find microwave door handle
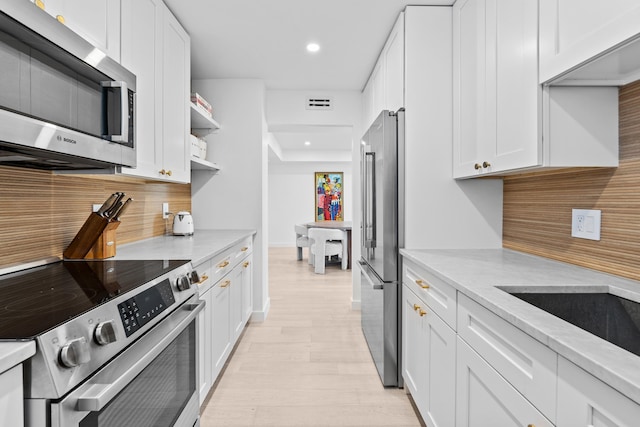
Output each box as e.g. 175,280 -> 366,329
75,299 -> 204,412
101,81 -> 129,143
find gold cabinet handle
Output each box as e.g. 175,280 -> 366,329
241,247 -> 249,252
413,304 -> 421,311
198,274 -> 209,284
56,15 -> 65,24
243,261 -> 250,268
159,169 -> 166,175
415,279 -> 430,289
419,309 -> 427,317
482,161 -> 491,168
35,0 -> 45,10
474,163 -> 482,170
166,170 -> 172,176
527,425 -> 536,427
221,280 -> 231,288
217,260 -> 230,268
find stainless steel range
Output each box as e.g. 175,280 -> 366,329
0,258 -> 203,427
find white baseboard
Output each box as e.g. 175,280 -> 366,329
251,297 -> 271,322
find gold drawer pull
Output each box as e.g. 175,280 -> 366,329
474,163 -> 482,170
221,280 -> 231,288
166,170 -> 172,176
217,260 -> 230,268
243,261 -> 250,268
241,247 -> 249,252
415,279 -> 430,289
482,161 -> 491,168
56,15 -> 65,24
413,304 -> 421,311
419,309 -> 427,317
200,274 -> 209,283
159,169 -> 166,175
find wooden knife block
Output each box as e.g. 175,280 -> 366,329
85,221 -> 120,259
63,213 -> 120,259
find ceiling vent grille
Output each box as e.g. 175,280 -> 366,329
306,97 -> 333,110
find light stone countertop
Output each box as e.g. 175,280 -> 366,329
400,248 -> 640,405
112,229 -> 256,266
0,230 -> 256,375
0,342 -> 35,375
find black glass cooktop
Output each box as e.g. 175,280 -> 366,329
0,259 -> 189,340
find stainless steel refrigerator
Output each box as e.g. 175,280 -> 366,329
359,109 -> 404,387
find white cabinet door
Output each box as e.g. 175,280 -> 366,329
120,1 -> 190,183
120,0 -> 162,179
197,287 -> 213,406
557,356 -> 640,427
241,256 -> 253,324
161,7 -> 190,183
402,285 -> 428,415
229,264 -> 243,342
39,0 -> 121,61
402,285 -> 456,427
212,278 -> 231,381
453,0 -> 486,177
487,0 -> 540,173
362,79 -> 374,130
456,338 -> 553,427
383,12 -> 404,113
539,0 -> 640,83
370,61 -> 384,119
0,365 -> 24,427
423,303 -> 456,427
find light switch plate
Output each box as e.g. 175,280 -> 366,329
571,209 -> 601,241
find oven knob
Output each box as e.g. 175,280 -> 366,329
94,320 -> 117,346
176,274 -> 191,291
59,337 -> 91,368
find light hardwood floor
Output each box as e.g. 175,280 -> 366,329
200,247 -> 422,426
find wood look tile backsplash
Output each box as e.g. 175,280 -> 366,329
0,170 -> 190,266
503,80 -> 640,281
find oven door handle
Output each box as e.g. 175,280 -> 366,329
76,300 -> 205,412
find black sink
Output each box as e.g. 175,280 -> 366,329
507,291 -> 640,357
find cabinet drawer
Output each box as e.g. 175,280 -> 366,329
557,356 -> 640,427
458,294 -> 557,422
403,260 -> 457,329
193,259 -> 213,294
230,237 -> 253,264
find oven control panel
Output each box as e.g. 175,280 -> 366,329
118,279 -> 176,337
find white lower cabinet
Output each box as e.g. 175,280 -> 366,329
557,356 -> 640,427
456,338 -> 553,427
211,274 -> 232,381
402,285 -> 456,427
196,239 -> 254,405
0,365 -> 24,427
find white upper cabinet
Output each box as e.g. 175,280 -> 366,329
362,12 -> 405,129
539,0 -> 640,85
120,0 -> 191,183
453,0 -> 540,178
35,0 -> 121,62
453,0 -> 619,179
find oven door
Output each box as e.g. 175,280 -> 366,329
48,297 -> 204,427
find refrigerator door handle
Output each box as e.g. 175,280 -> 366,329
363,151 -> 376,249
359,260 -> 383,289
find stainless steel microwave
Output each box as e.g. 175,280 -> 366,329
0,2 -> 136,170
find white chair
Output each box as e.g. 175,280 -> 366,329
294,224 -> 311,263
308,228 -> 348,274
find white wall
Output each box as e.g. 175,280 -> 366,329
268,161 -> 353,246
191,79 -> 271,321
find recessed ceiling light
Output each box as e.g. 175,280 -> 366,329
306,43 -> 320,53
304,141 -> 311,146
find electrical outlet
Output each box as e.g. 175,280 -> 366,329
162,202 -> 169,219
571,209 -> 601,241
